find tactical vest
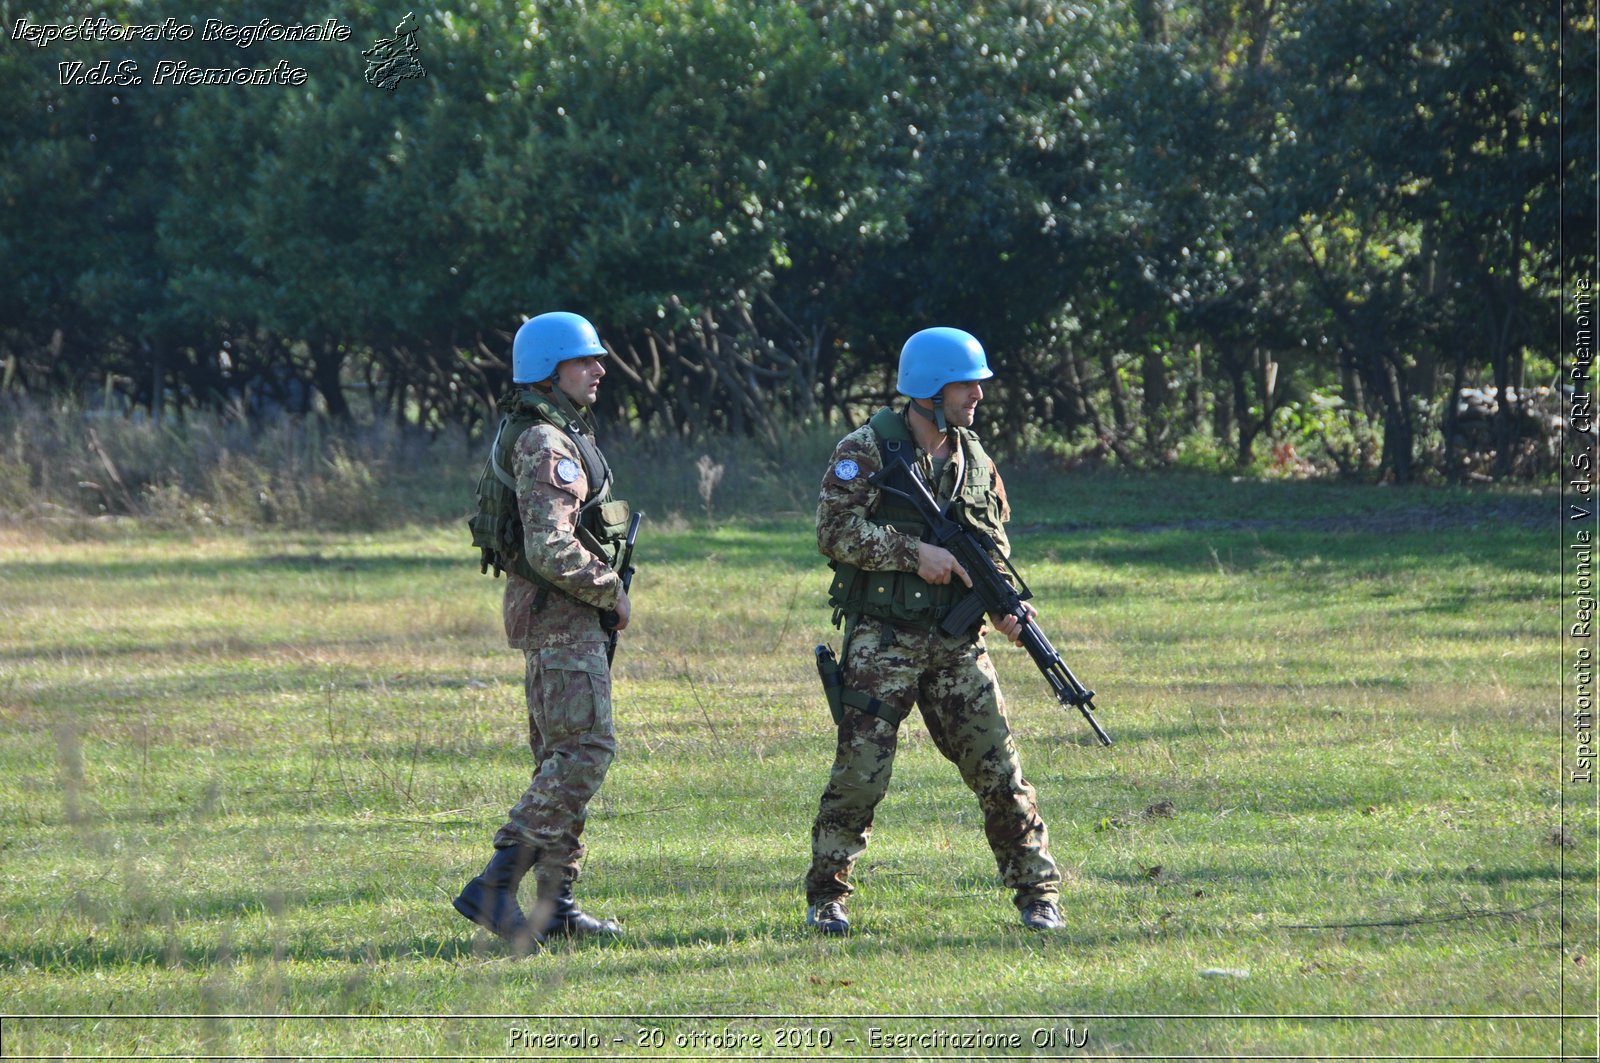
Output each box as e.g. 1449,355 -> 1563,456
826,406 -> 1007,630
469,388 -> 633,593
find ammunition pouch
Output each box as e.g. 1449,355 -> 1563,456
827,563 -> 968,631
591,499 -> 633,556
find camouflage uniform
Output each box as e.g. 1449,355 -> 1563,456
805,411 -> 1061,913
493,420 -> 622,890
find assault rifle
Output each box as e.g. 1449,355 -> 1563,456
869,460 -> 1112,746
601,511 -> 642,665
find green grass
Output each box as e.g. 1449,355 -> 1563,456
0,471 -> 1590,1059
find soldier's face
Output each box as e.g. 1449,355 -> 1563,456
939,379 -> 984,427
555,355 -> 606,407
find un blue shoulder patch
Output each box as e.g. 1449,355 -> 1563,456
833,458 -> 860,482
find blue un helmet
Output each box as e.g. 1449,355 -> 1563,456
897,328 -> 993,430
511,311 -> 608,384
896,327 -> 993,399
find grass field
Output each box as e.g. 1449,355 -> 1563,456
0,469 -> 1592,1059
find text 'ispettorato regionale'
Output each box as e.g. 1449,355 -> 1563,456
11,16 -> 353,87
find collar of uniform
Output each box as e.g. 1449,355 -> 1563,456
506,385 -> 594,436
915,439 -> 966,504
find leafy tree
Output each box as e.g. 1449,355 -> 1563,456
0,0 -> 1578,484
1261,0 -> 1570,481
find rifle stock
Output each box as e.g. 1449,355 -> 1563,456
869,460 -> 1112,746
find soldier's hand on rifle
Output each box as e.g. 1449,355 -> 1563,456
609,589 -> 632,632
916,542 -> 972,587
990,602 -> 1037,646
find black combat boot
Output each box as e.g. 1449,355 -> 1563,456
452,845 -> 538,947
805,898 -> 850,936
541,881 -> 623,939
1020,898 -> 1064,931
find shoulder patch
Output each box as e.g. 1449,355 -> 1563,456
833,458 -> 860,482
554,458 -> 582,485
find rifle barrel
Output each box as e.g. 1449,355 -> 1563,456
605,511 -> 643,665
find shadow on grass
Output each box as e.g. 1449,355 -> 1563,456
0,651 -> 503,688
1060,526 -> 1549,577
1087,863 -> 1568,890
4,552 -> 466,583
0,931 -> 509,975
1,870 -> 1569,984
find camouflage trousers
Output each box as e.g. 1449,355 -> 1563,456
494,642 -> 616,885
805,617 -> 1060,910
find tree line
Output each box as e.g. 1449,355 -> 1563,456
1,0 -> 1593,482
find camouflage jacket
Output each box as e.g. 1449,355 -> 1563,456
503,422 -> 622,650
816,413 -> 1013,576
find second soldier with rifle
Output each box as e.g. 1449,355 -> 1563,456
805,327 -> 1078,936
455,311 -> 637,953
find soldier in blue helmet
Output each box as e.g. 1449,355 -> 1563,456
455,311 -> 634,952
804,327 -> 1066,935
